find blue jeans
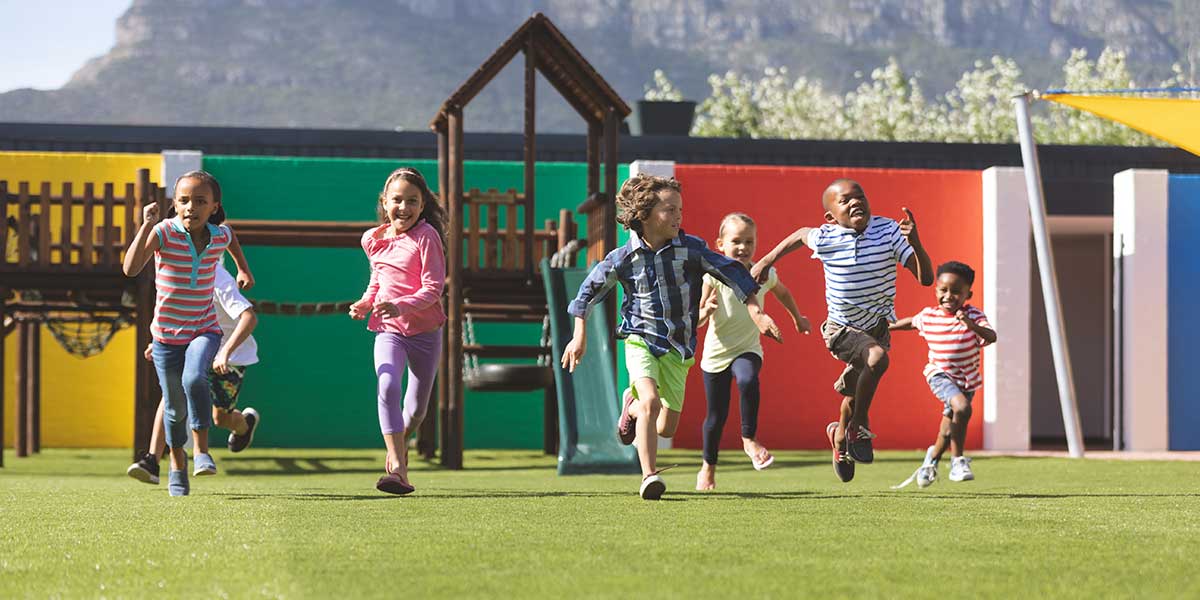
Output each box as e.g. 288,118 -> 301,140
152,333 -> 221,448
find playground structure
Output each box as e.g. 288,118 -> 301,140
429,13 -> 630,469
0,168 -> 161,467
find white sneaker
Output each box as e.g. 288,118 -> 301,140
916,446 -> 938,488
948,456 -> 974,482
640,474 -> 666,500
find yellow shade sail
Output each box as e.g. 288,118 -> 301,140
1042,93 -> 1200,157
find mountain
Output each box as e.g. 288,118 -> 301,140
1,0 -> 1196,133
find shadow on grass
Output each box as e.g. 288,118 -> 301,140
222,455 -> 559,476
212,489 -> 638,502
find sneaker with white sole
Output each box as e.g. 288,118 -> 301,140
126,450 -> 161,485
193,452 -> 217,476
640,474 -> 666,500
917,445 -> 938,488
228,408 -> 259,453
948,456 -> 974,482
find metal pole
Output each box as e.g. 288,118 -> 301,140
1013,92 -> 1086,457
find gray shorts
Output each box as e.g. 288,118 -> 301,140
927,372 -> 975,417
820,318 -> 891,396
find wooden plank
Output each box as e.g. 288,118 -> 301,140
444,107 -> 465,470
15,322 -> 27,457
524,36 -> 537,277
0,286 -> 5,467
0,182 -> 7,266
61,183 -> 73,266
37,183 -> 51,267
102,183 -> 116,267
468,201 -> 480,271
81,183 -> 94,268
29,322 -> 39,453
485,199 -> 499,269
133,271 -> 158,460
504,202 -> 518,269
124,182 -> 135,248
17,182 -> 31,268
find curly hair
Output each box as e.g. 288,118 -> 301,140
378,167 -> 448,250
616,174 -> 681,233
936,260 -> 976,286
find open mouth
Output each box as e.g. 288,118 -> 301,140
849,207 -> 865,218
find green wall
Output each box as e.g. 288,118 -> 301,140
202,156 -> 628,448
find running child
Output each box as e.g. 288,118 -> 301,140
561,174 -> 782,500
751,179 -> 932,482
891,261 -> 996,488
126,261 -> 262,485
123,170 -> 254,496
695,212 -> 811,491
348,167 -> 446,496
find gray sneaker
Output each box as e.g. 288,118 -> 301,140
193,452 -> 217,477
948,456 -> 974,482
168,469 -> 189,496
917,446 -> 938,488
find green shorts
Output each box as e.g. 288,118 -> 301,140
208,365 -> 247,411
624,335 -> 694,413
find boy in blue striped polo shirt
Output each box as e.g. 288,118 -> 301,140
562,174 -> 781,500
752,179 -> 932,482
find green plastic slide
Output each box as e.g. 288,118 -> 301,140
541,259 -> 640,475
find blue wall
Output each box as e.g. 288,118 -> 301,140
1168,175 -> 1200,450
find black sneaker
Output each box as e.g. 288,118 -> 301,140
846,424 -> 876,464
228,408 -> 259,453
126,450 -> 161,484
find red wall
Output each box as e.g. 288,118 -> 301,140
673,165 -> 984,451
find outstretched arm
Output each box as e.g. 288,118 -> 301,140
768,280 -> 810,334
213,308 -> 257,374
560,316 -> 589,373
123,203 -> 161,277
751,227 -> 815,283
889,316 -> 916,331
898,208 -> 933,286
696,280 -> 718,328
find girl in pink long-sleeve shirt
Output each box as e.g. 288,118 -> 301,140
349,167 -> 447,495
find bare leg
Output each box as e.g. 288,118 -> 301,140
169,446 -> 187,471
191,428 -> 209,454
213,407 -> 248,435
930,415 -> 952,462
632,378 -> 662,477
696,462 -> 716,490
948,395 -> 972,458
848,345 -> 889,430
657,408 -> 682,438
150,399 -> 167,459
382,432 -> 407,481
834,395 -> 854,447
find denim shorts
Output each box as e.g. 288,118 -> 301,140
927,372 -> 976,417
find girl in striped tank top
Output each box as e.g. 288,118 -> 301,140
123,170 -> 254,496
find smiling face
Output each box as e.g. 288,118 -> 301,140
935,271 -> 973,314
716,218 -> 756,266
381,177 -> 425,234
823,180 -> 871,233
173,177 -> 218,233
641,189 -> 683,243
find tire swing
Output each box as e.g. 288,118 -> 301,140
461,311 -> 555,392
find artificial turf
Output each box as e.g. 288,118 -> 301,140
1,448 -> 1197,598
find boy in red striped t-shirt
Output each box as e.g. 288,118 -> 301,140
890,261 -> 996,488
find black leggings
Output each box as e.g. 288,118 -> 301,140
701,353 -> 763,465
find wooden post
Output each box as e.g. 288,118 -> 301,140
102,183 -> 116,267
61,182 -> 73,265
0,181 -> 8,266
15,321 -> 28,457
132,174 -> 158,459
423,126 -> 450,461
603,108 -> 620,363
524,37 -> 537,279
38,182 -> 51,268
18,182 -> 31,268
543,386 -> 558,456
443,107 -> 465,470
81,183 -> 94,269
30,322 -> 40,453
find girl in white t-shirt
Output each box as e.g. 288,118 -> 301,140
696,213 -> 810,491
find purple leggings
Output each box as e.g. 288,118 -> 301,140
374,329 -> 442,435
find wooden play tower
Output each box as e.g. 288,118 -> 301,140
429,13 -> 630,469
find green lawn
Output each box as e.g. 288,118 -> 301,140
1,448 -> 1198,599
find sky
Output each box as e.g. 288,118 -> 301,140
0,0 -> 132,92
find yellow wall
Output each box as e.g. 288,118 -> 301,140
2,152 -> 160,448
